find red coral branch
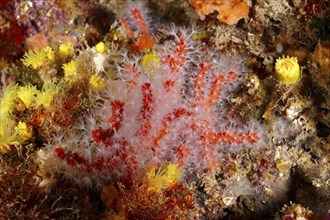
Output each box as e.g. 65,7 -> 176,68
54,147 -> 90,172
138,82 -> 154,137
163,80 -> 175,92
108,100 -> 125,131
93,101 -> 125,145
130,8 -> 148,35
200,131 -> 260,145
152,108 -> 192,146
205,71 -> 238,106
92,128 -> 114,146
195,62 -> 212,102
177,145 -> 191,166
55,138 -> 137,176
120,18 -> 134,39
163,39 -> 187,73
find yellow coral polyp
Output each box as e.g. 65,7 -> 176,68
0,116 -> 19,153
62,60 -> 77,81
21,47 -> 55,69
44,46 -> 55,62
35,82 -> 59,108
15,121 -> 33,141
0,84 -> 18,116
59,43 -> 74,59
95,42 -> 106,54
17,85 -> 38,108
146,163 -> 182,192
89,74 -> 106,90
275,56 -> 300,85
141,49 -> 160,75
164,163 -> 182,183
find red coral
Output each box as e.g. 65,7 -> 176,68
50,9 -> 266,188
120,2 -> 155,52
163,39 -> 187,73
130,7 -> 148,35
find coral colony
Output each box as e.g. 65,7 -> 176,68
44,13 -> 266,187
0,0 -> 329,219
50,49 -> 267,216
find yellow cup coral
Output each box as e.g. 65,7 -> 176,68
89,74 -> 106,91
21,46 -> 55,69
35,82 -> 59,109
95,42 -> 106,54
146,163 -> 182,193
275,56 -> 300,85
0,117 -> 18,153
17,85 -> 38,108
62,60 -> 77,81
59,43 -> 74,59
141,49 -> 160,76
15,121 -> 33,142
0,84 -> 18,116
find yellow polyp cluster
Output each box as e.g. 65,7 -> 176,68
35,82 -> 59,109
0,84 -> 18,117
275,56 -> 300,85
62,60 -> 77,81
146,163 -> 182,193
45,46 -> 55,61
89,74 -> 106,90
95,42 -> 106,54
0,118 -> 18,153
21,46 -> 55,69
0,84 -> 18,153
0,119 -> 33,153
14,121 -> 33,142
0,81 -> 59,153
59,43 -> 74,59
141,49 -> 160,75
1,82 -> 58,113
17,85 -> 38,108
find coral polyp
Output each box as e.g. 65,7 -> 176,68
275,56 -> 300,85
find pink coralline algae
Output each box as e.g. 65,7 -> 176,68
40,2 -> 268,188
13,0 -> 68,36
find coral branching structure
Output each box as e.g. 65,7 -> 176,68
38,1 -> 268,190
